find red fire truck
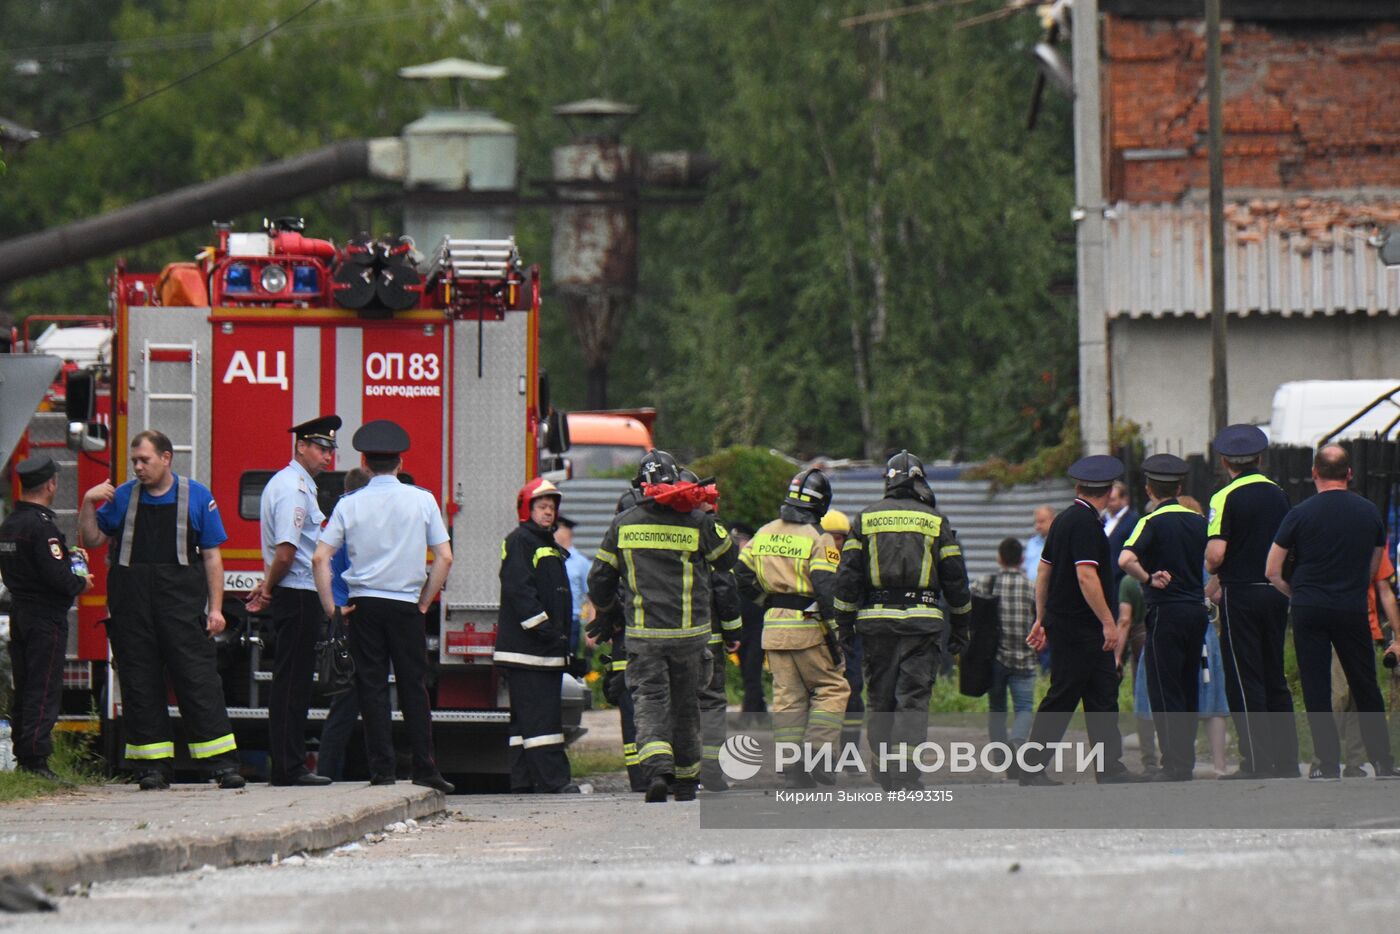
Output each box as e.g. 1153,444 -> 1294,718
10,220 -> 586,779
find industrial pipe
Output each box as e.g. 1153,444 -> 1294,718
0,138 -> 405,284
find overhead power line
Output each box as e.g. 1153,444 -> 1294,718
45,0 -> 327,139
840,0 -> 983,29
2,5 -> 434,63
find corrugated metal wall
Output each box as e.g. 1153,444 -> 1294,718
1105,202 -> 1400,318
558,475 -> 1074,580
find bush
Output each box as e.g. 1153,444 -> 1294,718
963,410 -> 1143,491
689,446 -> 796,531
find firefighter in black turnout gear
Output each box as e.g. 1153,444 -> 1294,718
0,456 -> 92,781
834,451 -> 972,790
79,430 -> 244,789
495,478 -> 579,793
587,488 -> 649,792
589,450 -> 738,803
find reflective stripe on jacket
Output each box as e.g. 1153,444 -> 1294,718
494,521 -> 572,669
587,502 -> 738,650
833,495 -> 972,635
708,567 -> 743,645
734,518 -> 839,650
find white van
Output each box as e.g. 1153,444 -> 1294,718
1269,379 -> 1400,448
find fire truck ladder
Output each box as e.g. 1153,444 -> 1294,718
425,237 -> 523,377
425,237 -> 522,280
141,341 -> 199,479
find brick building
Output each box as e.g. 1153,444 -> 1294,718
1086,1 -> 1400,454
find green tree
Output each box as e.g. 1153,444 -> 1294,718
690,446 -> 796,532
1,0 -> 1077,467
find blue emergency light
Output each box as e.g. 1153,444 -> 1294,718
292,264 -> 320,294
224,263 -> 253,293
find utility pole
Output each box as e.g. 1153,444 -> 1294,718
1206,0 -> 1229,438
1073,0 -> 1110,455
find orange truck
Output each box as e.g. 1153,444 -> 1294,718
562,409 -> 656,479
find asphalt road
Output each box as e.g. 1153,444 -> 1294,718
6,781 -> 1400,934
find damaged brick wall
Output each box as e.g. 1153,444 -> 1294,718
1104,17 -> 1400,202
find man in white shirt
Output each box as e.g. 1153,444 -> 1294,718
313,419 -> 454,793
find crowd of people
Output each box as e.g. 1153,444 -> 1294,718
5,416 -> 1400,794
981,427 -> 1400,784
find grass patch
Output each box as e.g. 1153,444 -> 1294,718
568,748 -> 626,777
0,728 -> 105,803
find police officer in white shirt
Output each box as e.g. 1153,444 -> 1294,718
247,415 -> 339,786
312,420 -> 455,793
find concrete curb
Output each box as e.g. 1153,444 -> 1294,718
0,787 -> 445,893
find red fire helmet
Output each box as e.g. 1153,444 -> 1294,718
517,477 -> 562,523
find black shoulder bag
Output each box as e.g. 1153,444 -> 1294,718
313,608 -> 356,697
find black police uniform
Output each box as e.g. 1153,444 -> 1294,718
0,457 -> 87,773
495,517 -> 574,793
1118,455 -> 1208,780
1022,455 -> 1129,783
1208,424 -> 1298,777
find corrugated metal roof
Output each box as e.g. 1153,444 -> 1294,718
559,475 -> 1074,580
1105,201 -> 1400,319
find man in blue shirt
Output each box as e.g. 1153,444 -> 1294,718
1266,444 -> 1400,781
246,415 -> 339,787
554,514 -> 590,655
79,429 -> 243,790
313,420 -> 455,793
1023,505 -> 1054,582
1024,505 -> 1054,671
315,467 -> 369,782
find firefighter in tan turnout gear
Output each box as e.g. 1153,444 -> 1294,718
588,450 -> 738,803
735,468 -> 850,787
834,450 -> 972,791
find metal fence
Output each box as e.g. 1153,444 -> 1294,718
1270,438 -> 1400,531
558,473 -> 1074,580
1120,436 -> 1400,535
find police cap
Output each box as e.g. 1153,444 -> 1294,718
290,414 -> 341,450
352,419 -> 410,455
16,455 -> 57,489
1142,453 -> 1189,482
1213,424 -> 1267,459
1067,454 -> 1124,488
556,514 -> 578,529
